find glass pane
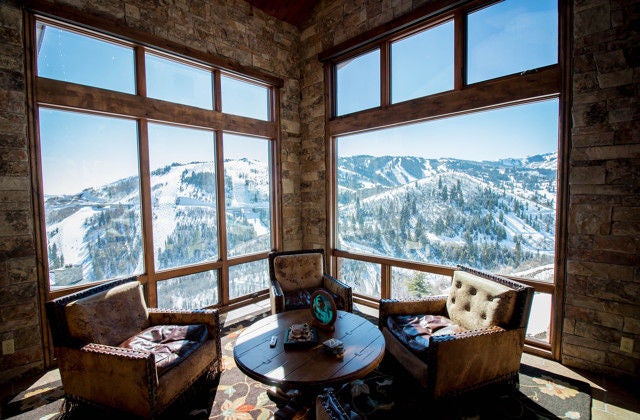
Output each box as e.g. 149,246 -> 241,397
336,49 -> 380,116
336,99 -> 558,280
229,259 -> 269,299
467,0 -> 558,84
338,258 -> 381,298
146,53 -> 213,109
526,292 -> 551,344
148,123 -> 218,270
221,75 -> 270,121
39,108 -> 142,288
157,271 -> 218,309
224,133 -> 271,257
391,20 -> 454,103
391,268 -> 451,299
36,22 -> 135,93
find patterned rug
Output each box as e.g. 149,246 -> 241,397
3,312 -> 591,419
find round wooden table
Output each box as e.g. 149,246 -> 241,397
233,309 -> 385,405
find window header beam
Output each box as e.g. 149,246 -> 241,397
328,65 -> 560,136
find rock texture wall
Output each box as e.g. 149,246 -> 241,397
298,0 -> 639,377
564,0 -> 639,376
0,0 -> 42,387
0,0 -> 301,386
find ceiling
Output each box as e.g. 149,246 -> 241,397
248,0 -> 321,28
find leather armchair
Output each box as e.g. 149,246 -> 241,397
46,277 -> 222,418
268,249 -> 352,314
379,265 -> 534,399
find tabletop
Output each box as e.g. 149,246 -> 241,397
233,310 -> 385,391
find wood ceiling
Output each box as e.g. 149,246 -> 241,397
248,0 -> 321,28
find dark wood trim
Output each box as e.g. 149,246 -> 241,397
328,65 -> 560,136
137,120 -> 157,307
334,250 -> 455,278
272,86 -> 282,250
551,0 -> 572,362
213,71 -> 222,113
215,130 -> 228,305
36,78 -> 277,138
324,64 -> 335,260
25,0 -> 284,87
24,9 -> 54,368
380,42 -> 390,107
453,10 -> 465,90
381,263 -> 391,299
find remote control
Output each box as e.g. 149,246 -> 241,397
269,335 -> 277,347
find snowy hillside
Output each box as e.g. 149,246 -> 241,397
46,159 -> 270,288
337,153 -> 558,296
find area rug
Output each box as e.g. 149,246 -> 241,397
3,312 -> 591,420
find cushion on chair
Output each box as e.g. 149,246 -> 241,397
386,314 -> 467,353
65,281 -> 150,346
273,253 -> 324,292
446,270 -> 517,330
284,287 -> 344,310
120,324 -> 208,375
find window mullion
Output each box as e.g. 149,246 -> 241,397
380,44 -> 390,107
137,119 -> 157,307
454,10 -> 465,90
215,130 -> 228,305
135,46 -> 147,97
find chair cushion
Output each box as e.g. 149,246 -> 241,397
273,253 -> 324,292
386,314 -> 467,353
120,324 -> 208,375
284,287 -> 344,311
65,281 -> 149,346
446,270 -> 517,330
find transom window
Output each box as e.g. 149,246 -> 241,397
324,0 -> 562,355
32,17 -> 279,311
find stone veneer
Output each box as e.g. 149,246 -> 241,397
0,0 -> 638,387
298,0 -> 639,377
0,0 -> 301,387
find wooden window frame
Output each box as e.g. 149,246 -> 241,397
25,5 -> 283,323
321,0 -> 569,360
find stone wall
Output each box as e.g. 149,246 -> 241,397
564,0 -> 640,376
0,0 -> 302,386
298,0 -> 639,378
0,0 -> 42,387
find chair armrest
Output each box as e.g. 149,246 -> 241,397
323,274 -> 353,313
148,308 -> 220,339
429,327 -> 525,398
57,344 -> 157,417
270,280 -> 285,314
378,296 -> 447,329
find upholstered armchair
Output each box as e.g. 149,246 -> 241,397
46,277 -> 222,418
379,265 -> 534,399
268,249 -> 353,314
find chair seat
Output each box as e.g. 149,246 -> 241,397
284,287 -> 344,311
386,314 -> 467,354
120,324 -> 208,375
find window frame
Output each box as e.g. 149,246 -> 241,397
26,10 -> 283,317
322,0 -> 568,360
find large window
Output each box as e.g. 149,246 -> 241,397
325,0 -> 562,352
32,17 -> 279,310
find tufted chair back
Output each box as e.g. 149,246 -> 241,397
446,270 -> 517,331
272,252 -> 324,292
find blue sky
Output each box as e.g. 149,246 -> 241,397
37,0 -> 558,194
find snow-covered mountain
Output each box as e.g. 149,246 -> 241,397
45,152 -> 558,309
336,153 -> 558,295
45,159 -> 270,290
